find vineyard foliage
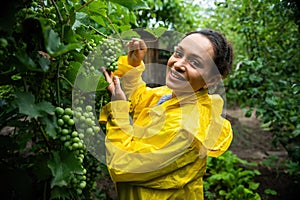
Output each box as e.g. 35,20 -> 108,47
199,0 -> 300,171
0,0 -> 148,199
1,0 -> 300,199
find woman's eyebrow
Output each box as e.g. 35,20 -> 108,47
190,53 -> 204,61
174,45 -> 183,51
176,45 -> 205,61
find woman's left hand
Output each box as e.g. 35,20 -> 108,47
101,67 -> 127,101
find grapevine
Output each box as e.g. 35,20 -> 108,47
1,0 -> 144,199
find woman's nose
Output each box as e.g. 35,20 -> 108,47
173,58 -> 187,71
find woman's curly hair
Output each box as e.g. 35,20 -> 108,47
185,29 -> 234,78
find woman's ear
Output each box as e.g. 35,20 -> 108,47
203,74 -> 222,89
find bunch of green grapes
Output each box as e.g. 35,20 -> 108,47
17,1 -> 57,27
73,100 -> 100,137
80,37 -> 123,77
82,153 -> 103,195
81,58 -> 97,77
39,78 -> 51,100
55,106 -> 88,194
56,107 -> 76,150
71,167 -> 88,195
84,39 -> 97,55
72,94 -> 106,195
97,38 -> 124,71
79,39 -> 100,77
73,94 -> 102,150
58,53 -> 73,76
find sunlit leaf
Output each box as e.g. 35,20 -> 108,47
74,72 -> 108,92
109,0 -> 149,10
145,27 -> 167,38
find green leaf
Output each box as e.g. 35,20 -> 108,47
265,97 -> 277,106
90,15 -> 106,27
40,116 -> 58,139
38,55 -> 50,72
264,189 -> 277,195
50,186 -> 71,200
87,1 -> 107,16
260,121 -> 272,131
74,72 -> 108,92
63,25 -> 81,43
44,28 -> 82,57
31,155 -> 52,181
65,61 -> 82,84
72,12 -> 89,30
13,92 -> 55,118
120,29 -> 141,40
145,27 -> 167,38
48,150 -> 84,188
249,182 -> 260,190
15,50 -> 40,72
109,0 -> 149,10
14,92 -> 37,117
36,101 -> 55,115
40,19 -> 82,57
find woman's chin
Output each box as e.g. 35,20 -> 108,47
166,82 -> 194,95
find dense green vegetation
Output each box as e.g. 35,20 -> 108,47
0,0 -> 146,199
0,0 -> 299,199
202,0 -> 300,173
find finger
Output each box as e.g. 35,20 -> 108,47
101,67 -> 115,93
139,40 -> 147,52
133,40 -> 140,50
112,76 -> 127,101
126,41 -> 134,52
127,38 -> 143,52
102,68 -> 114,93
101,67 -> 112,83
113,76 -> 121,89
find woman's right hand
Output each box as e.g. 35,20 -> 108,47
126,38 -> 147,67
101,67 -> 127,101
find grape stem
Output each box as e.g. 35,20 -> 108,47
66,0 -> 95,23
58,75 -> 75,88
49,0 -> 64,24
34,118 -> 50,153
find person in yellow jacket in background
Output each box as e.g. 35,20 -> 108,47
99,28 -> 234,200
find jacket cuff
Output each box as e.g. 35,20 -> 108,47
99,101 -> 131,123
113,56 -> 145,77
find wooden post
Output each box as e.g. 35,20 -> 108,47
134,29 -> 165,87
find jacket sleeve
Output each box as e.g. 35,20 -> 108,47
113,56 -> 146,100
112,56 -> 163,120
193,94 -> 233,158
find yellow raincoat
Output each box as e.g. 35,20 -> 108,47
99,56 -> 233,200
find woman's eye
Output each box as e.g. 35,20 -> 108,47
190,60 -> 201,68
174,50 -> 183,58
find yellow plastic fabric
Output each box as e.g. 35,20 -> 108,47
99,56 -> 233,200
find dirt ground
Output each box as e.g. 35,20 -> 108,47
97,106 -> 300,200
226,106 -> 300,200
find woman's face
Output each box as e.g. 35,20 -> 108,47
166,34 -> 216,95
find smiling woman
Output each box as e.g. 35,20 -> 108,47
99,28 -> 234,200
165,33 -> 217,95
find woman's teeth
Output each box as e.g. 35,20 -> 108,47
171,70 -> 185,81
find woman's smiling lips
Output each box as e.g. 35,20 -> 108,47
169,69 -> 186,81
